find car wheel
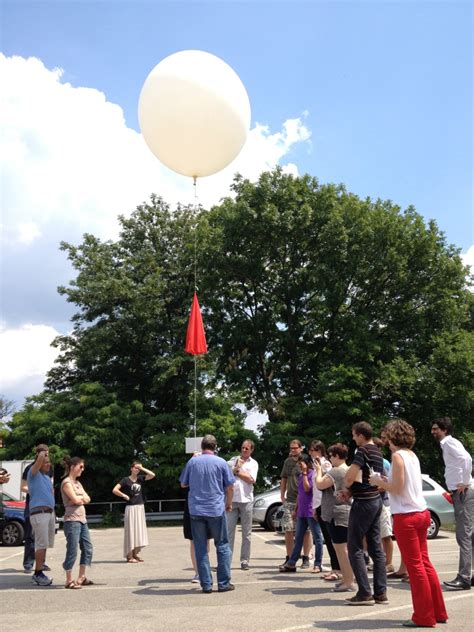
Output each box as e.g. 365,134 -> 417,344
2,520 -> 25,546
427,512 -> 440,539
264,504 -> 282,531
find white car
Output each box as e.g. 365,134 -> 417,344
252,486 -> 282,531
254,475 -> 454,539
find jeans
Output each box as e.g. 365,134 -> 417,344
394,510 -> 448,626
226,502 -> 253,562
452,487 -> 474,582
347,496 -> 387,597
23,513 -> 35,569
288,516 -> 323,567
62,521 -> 93,571
190,513 -> 232,591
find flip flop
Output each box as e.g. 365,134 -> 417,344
133,556 -> 145,562
127,558 -> 139,563
78,577 -> 94,585
65,581 -> 82,589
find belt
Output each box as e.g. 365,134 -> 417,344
30,508 -> 53,515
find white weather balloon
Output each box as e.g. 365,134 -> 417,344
138,50 -> 251,178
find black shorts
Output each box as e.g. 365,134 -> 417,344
327,519 -> 348,544
183,500 -> 193,540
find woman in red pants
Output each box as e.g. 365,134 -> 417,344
369,419 -> 448,628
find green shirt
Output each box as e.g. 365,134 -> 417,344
280,457 -> 299,503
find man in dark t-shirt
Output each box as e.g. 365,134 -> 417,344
344,422 -> 388,605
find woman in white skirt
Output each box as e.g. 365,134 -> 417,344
112,461 -> 155,562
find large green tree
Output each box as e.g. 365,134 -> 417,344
5,196 -> 253,499
200,169 -> 473,480
4,170 -> 472,493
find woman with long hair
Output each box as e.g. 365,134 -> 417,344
279,454 -> 323,573
60,456 -> 93,588
309,440 -> 341,580
112,461 -> 155,562
369,419 -> 448,627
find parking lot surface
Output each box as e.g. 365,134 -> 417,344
1,526 -> 472,631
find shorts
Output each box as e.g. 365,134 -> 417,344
30,512 -> 55,550
327,519 -> 348,544
379,503 -> 393,539
183,506 -> 193,540
282,501 -> 296,533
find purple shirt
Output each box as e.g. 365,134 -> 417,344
296,468 -> 314,517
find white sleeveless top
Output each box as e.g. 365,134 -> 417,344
388,449 -> 427,514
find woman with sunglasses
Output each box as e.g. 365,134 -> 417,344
113,461 -> 155,562
60,456 -> 93,588
315,443 -> 354,591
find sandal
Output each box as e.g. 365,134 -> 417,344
133,556 -> 145,562
77,577 -> 94,586
65,581 -> 82,589
323,572 -> 342,581
127,558 -> 139,563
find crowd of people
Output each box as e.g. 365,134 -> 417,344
2,416 -> 472,628
180,418 -> 473,628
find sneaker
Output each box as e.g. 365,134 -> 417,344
23,566 -> 33,574
191,574 -> 200,583
374,592 -> 389,604
345,594 -> 375,606
42,564 -> 51,572
279,563 -> 297,572
217,583 -> 235,593
240,561 -> 249,571
300,555 -> 310,569
32,571 -> 53,586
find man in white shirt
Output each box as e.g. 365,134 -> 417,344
227,440 -> 259,571
431,417 -> 473,590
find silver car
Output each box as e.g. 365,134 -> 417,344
252,486 -> 282,531
255,474 -> 454,539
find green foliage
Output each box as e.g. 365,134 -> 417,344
200,169 -> 474,482
4,169 -> 473,495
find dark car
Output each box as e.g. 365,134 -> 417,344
1,491 -> 60,546
1,492 -> 26,546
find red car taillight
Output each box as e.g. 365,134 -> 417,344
442,491 -> 454,505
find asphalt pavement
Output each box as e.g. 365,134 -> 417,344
0,526 -> 472,631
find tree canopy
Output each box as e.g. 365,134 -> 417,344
5,169 -> 473,495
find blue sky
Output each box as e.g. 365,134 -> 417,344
1,0 -> 472,409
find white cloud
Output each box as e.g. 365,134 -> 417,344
0,324 -> 60,400
0,53 -> 312,405
461,245 -> 474,271
461,245 -> 474,291
17,222 -> 42,244
0,53 -> 312,244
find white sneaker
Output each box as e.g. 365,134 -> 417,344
191,574 -> 200,583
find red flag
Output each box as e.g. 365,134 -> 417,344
185,292 -> 208,355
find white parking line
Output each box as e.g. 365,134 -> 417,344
270,592 -> 473,632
